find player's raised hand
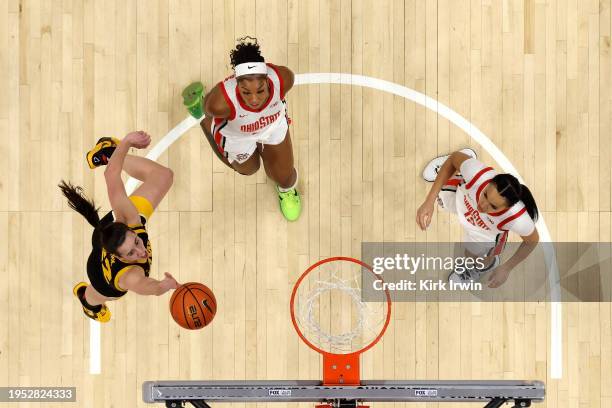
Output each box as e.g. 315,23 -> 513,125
124,131 -> 151,149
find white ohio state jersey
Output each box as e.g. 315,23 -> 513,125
455,158 -> 536,239
217,63 -> 287,141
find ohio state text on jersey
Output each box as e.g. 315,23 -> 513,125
218,63 -> 287,141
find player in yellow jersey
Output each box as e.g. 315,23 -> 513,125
59,131 -> 178,322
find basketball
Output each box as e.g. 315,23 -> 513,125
169,282 -> 217,330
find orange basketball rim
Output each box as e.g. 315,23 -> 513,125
290,257 -> 392,386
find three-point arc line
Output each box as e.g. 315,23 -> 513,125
89,73 -> 562,380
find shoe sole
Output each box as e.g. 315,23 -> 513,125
422,148 -> 478,182
448,271 -> 479,284
459,148 -> 478,160
182,82 -> 204,107
182,82 -> 205,119
86,138 -> 119,169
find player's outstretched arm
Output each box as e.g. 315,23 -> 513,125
416,150 -> 472,230
119,268 -> 179,296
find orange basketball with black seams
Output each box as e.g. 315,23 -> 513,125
169,282 -> 217,330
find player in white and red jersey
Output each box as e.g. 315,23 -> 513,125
184,37 -> 300,221
417,150 -> 540,288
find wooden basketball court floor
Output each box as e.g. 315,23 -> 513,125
1,0 -> 611,407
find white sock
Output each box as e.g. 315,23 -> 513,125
278,169 -> 298,193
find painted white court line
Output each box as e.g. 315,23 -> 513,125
89,317 -> 100,374
294,73 -> 562,379
91,73 -> 562,379
124,115 -> 201,194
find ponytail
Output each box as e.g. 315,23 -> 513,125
58,180 -> 130,254
518,185 -> 539,222
492,174 -> 539,222
58,180 -> 100,227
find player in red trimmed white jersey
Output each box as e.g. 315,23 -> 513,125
184,37 -> 301,221
417,150 -> 540,288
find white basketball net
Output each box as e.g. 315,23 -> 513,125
293,261 -> 388,354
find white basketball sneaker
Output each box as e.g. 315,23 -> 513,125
422,148 -> 478,182
448,255 -> 500,284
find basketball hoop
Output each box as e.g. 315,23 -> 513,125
144,261 -> 545,408
290,257 -> 392,386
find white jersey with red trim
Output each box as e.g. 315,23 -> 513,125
455,158 -> 535,239
217,63 -> 287,141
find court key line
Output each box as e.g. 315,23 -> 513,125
90,73 -> 562,380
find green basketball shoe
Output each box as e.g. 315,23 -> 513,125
182,82 -> 205,119
277,186 -> 302,222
